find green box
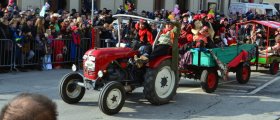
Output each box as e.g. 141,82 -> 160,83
190,44 -> 256,67
191,49 -> 216,67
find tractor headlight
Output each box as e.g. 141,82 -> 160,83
83,55 -> 88,60
72,64 -> 77,72
98,70 -> 103,78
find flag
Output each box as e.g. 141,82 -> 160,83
8,0 -> 14,5
40,2 -> 50,17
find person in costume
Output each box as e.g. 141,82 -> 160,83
260,35 -> 280,54
192,26 -> 209,48
134,21 -> 180,68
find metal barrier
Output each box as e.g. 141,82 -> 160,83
0,39 -> 13,71
0,26 -> 113,72
0,38 -> 92,71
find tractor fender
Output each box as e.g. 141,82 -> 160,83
63,72 -> 85,81
146,56 -> 172,69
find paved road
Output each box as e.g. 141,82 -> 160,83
0,68 -> 279,120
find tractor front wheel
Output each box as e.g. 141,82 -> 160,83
59,73 -> 85,104
98,81 -> 125,115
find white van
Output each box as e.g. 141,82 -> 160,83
229,2 -> 278,16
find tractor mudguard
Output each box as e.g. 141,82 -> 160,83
228,50 -> 249,68
146,56 -> 172,69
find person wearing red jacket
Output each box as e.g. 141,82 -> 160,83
52,33 -> 66,69
134,19 -> 154,68
137,19 -> 154,45
134,20 -> 153,55
70,26 -> 81,67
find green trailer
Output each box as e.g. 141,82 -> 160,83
179,44 -> 257,93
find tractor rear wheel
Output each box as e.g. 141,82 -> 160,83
144,60 -> 177,105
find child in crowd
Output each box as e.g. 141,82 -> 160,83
43,29 -> 53,70
52,33 -> 66,69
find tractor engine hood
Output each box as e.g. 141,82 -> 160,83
83,47 -> 138,80
85,47 -> 138,59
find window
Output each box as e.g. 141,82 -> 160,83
241,0 -> 254,3
208,2 -> 217,11
47,0 -> 67,12
275,3 -> 280,12
176,0 -> 189,12
155,0 -> 164,11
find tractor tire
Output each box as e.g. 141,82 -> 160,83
270,61 -> 279,75
99,81 -> 125,115
200,69 -> 218,93
236,64 -> 251,84
143,60 -> 177,105
59,72 -> 85,104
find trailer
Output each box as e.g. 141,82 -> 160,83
237,20 -> 280,75
179,44 -> 257,93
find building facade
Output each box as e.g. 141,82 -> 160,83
1,0 -> 263,15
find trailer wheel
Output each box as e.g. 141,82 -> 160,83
144,60 -> 177,105
99,81 -> 125,115
236,64 -> 251,84
59,73 -> 85,104
270,61 -> 279,75
200,69 -> 218,93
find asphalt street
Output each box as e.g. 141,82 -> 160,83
0,68 -> 280,120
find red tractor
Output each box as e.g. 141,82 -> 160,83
59,14 -> 180,115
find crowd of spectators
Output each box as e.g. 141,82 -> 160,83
0,1 -> 280,71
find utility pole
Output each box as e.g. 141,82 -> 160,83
91,0 -> 94,24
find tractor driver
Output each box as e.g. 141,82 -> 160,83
134,20 -> 180,68
133,19 -> 154,67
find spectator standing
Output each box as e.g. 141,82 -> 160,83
42,29 -> 53,70
70,26 -> 81,66
116,5 -> 125,14
52,33 -> 65,69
